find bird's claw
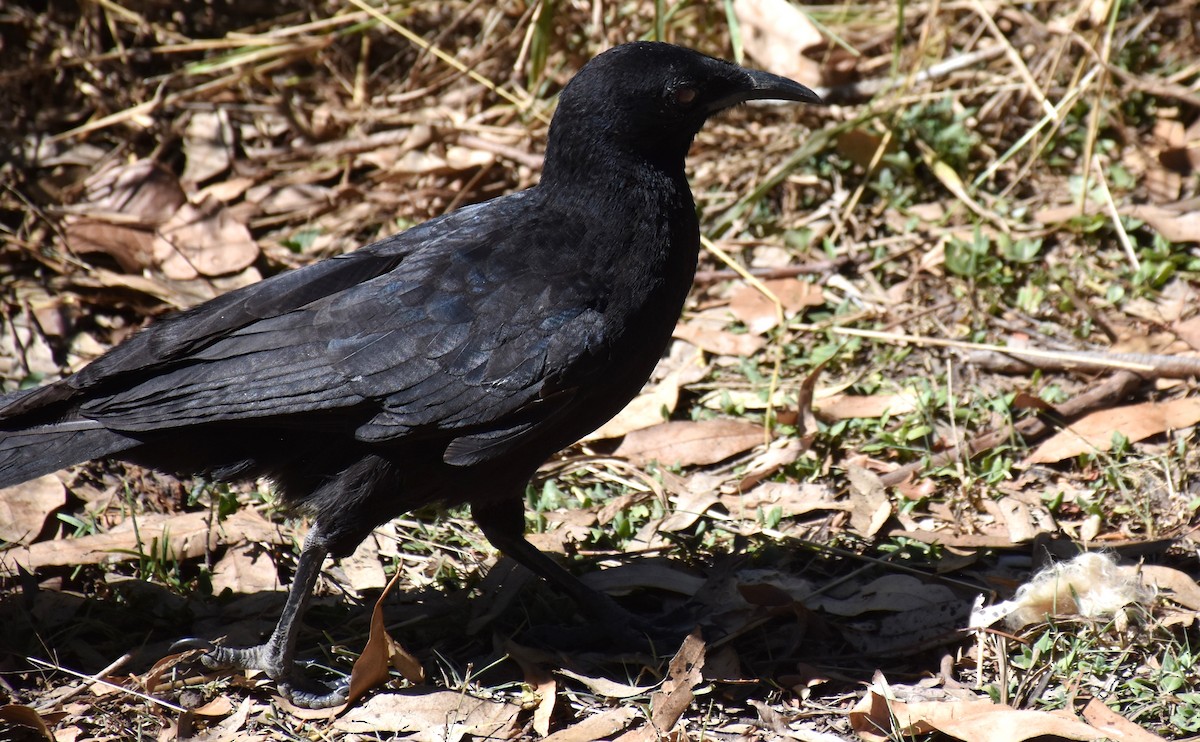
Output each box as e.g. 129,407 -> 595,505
169,637 -> 217,654
279,676 -> 351,710
166,640 -> 349,709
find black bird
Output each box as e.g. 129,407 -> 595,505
0,41 -> 819,707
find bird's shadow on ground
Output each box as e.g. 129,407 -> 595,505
0,527 -> 999,706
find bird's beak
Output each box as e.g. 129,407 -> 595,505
706,67 -> 823,113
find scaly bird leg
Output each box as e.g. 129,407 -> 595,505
176,529 -> 348,708
472,495 -> 662,641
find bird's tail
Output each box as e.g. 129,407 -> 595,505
0,426 -> 140,489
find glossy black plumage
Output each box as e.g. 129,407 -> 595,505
0,41 -> 819,707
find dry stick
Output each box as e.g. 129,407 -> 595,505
818,45 -> 1006,101
968,349 -> 1200,379
27,656 -> 186,713
802,325 -> 1157,373
692,256 -> 851,284
878,371 -> 1143,487
37,652 -> 133,708
456,134 -> 545,170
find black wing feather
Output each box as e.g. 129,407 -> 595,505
14,192 -> 611,466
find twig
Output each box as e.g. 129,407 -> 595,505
692,257 -> 850,284
456,134 -> 544,170
967,349 -> 1200,379
879,371 -> 1143,486
28,656 -> 186,713
40,653 -> 133,707
819,45 -> 1006,102
971,0 -> 1055,118
792,325 -> 1157,373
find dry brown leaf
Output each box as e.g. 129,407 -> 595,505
203,697 -> 256,742
346,569 -> 424,708
541,707 -> 639,742
590,342 -> 707,440
332,689 -> 520,739
210,544 -> 282,595
657,490 -> 721,533
340,533 -> 389,592
885,529 -> 1032,549
505,640 -> 556,737
67,267 -> 190,308
143,648 -> 206,695
63,160 -> 187,271
649,630 -> 705,732
1141,564 -> 1200,610
614,419 -> 763,467
1186,117 -> 1200,170
733,0 -> 823,87
65,219 -> 159,272
249,183 -> 333,215
719,481 -> 845,521
1034,202 -> 1100,225
1023,397 -> 1200,465
557,668 -> 654,699
837,128 -> 895,170
813,392 -> 920,420
1125,202 -> 1200,243
587,370 -> 680,440
152,197 -> 259,279
673,321 -> 766,356
197,176 -> 256,204
0,704 -> 53,740
182,110 -> 234,185
727,278 -> 823,334
83,159 -> 186,219
1081,698 -> 1168,742
997,496 -> 1039,543
444,145 -> 494,170
0,474 -> 65,544
0,509 -> 284,575
191,696 -> 235,717
846,465 -> 891,538
735,438 -> 806,490
389,149 -> 453,175
850,686 -> 1107,742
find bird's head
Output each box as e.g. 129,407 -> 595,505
542,41 -> 821,182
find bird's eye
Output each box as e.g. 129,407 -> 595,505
672,85 -> 698,107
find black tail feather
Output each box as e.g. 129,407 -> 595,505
0,427 -> 140,489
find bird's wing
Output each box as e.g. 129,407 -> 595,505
63,194 -> 613,461
0,204 -> 482,422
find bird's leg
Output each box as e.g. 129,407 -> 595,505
183,528 -> 349,708
472,496 -> 653,638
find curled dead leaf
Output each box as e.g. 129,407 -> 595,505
614,419 -> 764,467
153,197 -> 259,279
850,684 -> 1113,742
346,569 -> 424,708
1023,397 -> 1200,466
733,0 -> 823,87
0,474 -> 66,544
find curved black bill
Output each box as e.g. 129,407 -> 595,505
707,67 -> 823,113
744,68 -> 823,104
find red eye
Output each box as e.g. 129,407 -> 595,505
674,86 -> 698,106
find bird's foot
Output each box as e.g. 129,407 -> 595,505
170,638 -> 349,709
